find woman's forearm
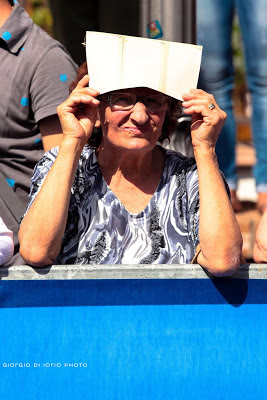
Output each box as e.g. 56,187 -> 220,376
19,139 -> 84,266
253,210 -> 267,262
181,89 -> 243,274
19,75 -> 100,266
195,147 -> 243,276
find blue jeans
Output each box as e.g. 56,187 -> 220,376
197,0 -> 267,191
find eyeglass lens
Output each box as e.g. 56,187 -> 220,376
110,93 -> 169,112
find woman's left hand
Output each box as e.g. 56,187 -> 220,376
182,89 -> 226,151
182,90 -> 243,276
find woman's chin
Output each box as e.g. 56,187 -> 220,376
116,138 -> 158,152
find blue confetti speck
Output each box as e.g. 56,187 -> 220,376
35,138 -> 42,144
21,97 -> 29,106
2,31 -> 12,41
14,0 -> 18,3
21,47 -> 25,51
6,178 -> 15,188
60,74 -> 67,82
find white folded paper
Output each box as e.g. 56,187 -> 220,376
86,31 -> 202,101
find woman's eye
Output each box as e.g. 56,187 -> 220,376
146,97 -> 161,108
115,96 -> 132,105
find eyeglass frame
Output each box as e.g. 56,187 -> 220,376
97,92 -> 171,113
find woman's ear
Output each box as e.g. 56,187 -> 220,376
95,109 -> 101,128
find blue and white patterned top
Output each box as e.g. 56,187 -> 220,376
27,146 -> 201,265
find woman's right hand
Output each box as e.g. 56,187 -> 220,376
57,75 -> 100,146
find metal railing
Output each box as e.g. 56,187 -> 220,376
1,264 -> 266,280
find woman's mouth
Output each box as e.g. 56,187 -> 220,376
122,126 -> 149,135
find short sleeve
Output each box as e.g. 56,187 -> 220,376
186,165 -> 200,251
30,46 -> 77,123
24,147 -> 59,214
221,172 -> 231,199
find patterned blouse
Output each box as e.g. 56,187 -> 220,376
26,145 -> 201,265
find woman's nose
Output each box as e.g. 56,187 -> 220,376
129,101 -> 149,125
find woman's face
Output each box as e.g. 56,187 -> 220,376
98,88 -> 167,153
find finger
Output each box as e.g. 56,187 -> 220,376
182,98 -> 217,110
183,105 -> 226,127
76,74 -> 90,89
79,93 -> 100,105
66,93 -> 100,108
74,75 -> 100,96
182,97 -> 226,120
58,96 -> 99,119
183,103 -> 215,116
186,88 -> 210,96
72,86 -> 100,98
182,89 -> 217,106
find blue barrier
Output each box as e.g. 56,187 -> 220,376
0,264 -> 266,400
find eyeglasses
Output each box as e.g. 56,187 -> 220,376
99,92 -> 170,113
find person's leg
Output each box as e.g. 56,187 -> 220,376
237,0 -> 267,212
197,0 -> 237,193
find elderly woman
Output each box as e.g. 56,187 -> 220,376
19,62 -> 243,276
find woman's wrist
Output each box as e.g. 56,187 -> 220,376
59,136 -> 86,155
193,145 -> 217,162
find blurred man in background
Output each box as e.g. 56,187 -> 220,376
0,0 -> 77,265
